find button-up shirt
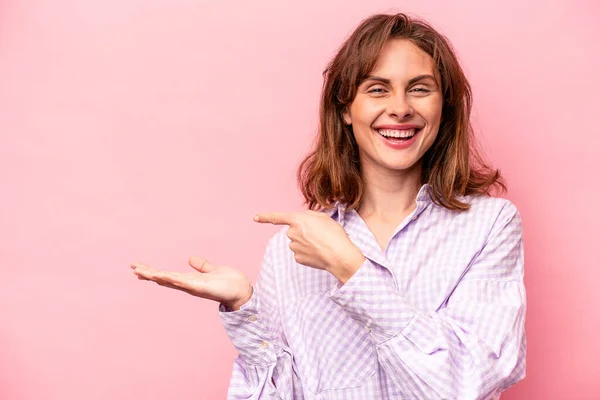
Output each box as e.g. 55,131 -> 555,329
219,184 -> 526,399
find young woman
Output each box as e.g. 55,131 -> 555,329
131,13 -> 526,400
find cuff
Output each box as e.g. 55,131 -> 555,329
328,259 -> 417,344
219,289 -> 281,366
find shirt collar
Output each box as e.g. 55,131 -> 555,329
327,183 -> 433,226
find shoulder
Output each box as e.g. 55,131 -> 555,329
461,194 -> 520,219
424,194 -> 521,238
451,194 -> 522,236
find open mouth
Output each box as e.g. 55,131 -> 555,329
376,128 -> 420,142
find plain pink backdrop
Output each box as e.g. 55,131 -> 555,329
1,0 -> 599,399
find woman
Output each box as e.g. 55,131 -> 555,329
131,13 -> 526,399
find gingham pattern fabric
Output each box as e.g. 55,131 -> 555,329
219,184 -> 526,399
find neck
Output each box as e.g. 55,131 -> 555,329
357,160 -> 423,222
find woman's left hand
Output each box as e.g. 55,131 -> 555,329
254,210 -> 366,284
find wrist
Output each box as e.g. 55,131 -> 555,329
226,285 -> 254,311
330,249 -> 365,285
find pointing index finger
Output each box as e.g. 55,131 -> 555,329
254,212 -> 296,226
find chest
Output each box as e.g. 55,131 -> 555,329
362,215 -> 411,252
366,222 -> 398,252
276,227 -> 483,395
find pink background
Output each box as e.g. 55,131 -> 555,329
1,0 -> 599,399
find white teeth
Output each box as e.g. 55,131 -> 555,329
377,129 -> 417,138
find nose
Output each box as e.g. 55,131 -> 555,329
386,93 -> 413,119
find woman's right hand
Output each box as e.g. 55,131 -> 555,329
130,256 -> 253,311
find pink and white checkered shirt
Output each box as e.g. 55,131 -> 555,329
219,184 -> 526,399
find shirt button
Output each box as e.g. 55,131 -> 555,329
260,340 -> 270,349
247,315 -> 258,322
364,326 -> 371,333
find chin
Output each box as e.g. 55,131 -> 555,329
382,160 -> 419,172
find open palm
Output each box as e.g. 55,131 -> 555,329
131,256 -> 253,311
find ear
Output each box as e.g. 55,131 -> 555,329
342,109 -> 352,125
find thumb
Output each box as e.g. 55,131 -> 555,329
188,256 -> 216,273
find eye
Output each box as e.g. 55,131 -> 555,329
410,85 -> 431,94
367,86 -> 387,94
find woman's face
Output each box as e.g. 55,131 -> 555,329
343,38 -> 443,177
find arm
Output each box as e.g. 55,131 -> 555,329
130,236 -> 302,399
219,240 -> 303,400
328,202 -> 526,399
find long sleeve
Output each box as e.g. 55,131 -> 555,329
219,239 -> 303,400
328,202 -> 526,399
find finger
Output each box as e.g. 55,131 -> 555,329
133,265 -> 184,287
155,280 -> 195,295
254,212 -> 295,226
131,263 -> 161,280
137,267 -> 208,294
131,262 -> 165,277
152,271 -> 191,288
132,263 -> 207,291
158,274 -> 211,296
188,256 -> 215,273
289,241 -> 301,253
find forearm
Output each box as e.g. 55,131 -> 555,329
220,290 -> 302,399
328,259 -> 526,399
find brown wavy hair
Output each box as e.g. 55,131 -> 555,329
297,13 -> 506,211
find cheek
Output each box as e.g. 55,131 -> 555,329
422,99 -> 443,128
423,104 -> 443,147
349,102 -> 374,144
351,99 -> 380,125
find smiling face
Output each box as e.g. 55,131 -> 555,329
343,38 -> 444,177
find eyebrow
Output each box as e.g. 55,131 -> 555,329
364,74 -> 437,86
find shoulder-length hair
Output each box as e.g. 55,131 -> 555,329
297,13 -> 506,212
